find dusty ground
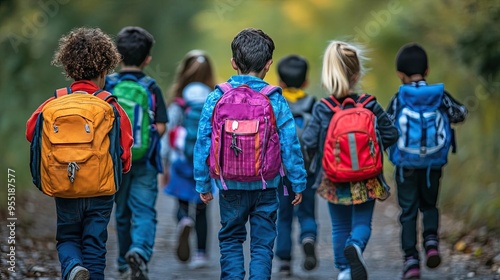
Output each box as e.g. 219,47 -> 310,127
1,188 -> 499,280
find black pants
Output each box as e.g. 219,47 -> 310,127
177,199 -> 208,252
396,167 -> 442,259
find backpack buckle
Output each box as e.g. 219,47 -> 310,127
420,146 -> 427,157
67,162 -> 80,183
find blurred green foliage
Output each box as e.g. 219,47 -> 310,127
0,0 -> 498,230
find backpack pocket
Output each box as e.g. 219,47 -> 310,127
221,119 -> 260,180
45,149 -> 101,197
398,108 -> 447,156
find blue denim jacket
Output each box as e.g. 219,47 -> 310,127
194,75 -> 307,194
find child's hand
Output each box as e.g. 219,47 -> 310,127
291,193 -> 302,206
200,192 -> 213,204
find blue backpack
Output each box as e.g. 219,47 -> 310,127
389,82 -> 455,174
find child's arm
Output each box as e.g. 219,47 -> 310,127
442,91 -> 468,124
385,94 -> 398,122
110,100 -> 133,173
194,91 -> 218,194
370,100 -> 399,149
301,102 -> 323,157
275,94 -> 307,194
26,98 -> 54,142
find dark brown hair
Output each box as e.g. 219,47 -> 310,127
52,27 -> 121,80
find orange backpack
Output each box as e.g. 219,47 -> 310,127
30,88 -> 122,198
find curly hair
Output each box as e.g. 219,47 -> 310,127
52,27 -> 121,81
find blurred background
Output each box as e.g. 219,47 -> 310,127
0,0 -> 498,232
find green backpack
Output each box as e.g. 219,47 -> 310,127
105,73 -> 157,161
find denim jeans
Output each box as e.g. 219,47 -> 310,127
115,162 -> 158,270
396,168 -> 442,258
218,188 -> 279,280
275,174 -> 317,261
55,195 -> 114,280
328,199 -> 375,270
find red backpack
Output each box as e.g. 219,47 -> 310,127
321,94 -> 382,182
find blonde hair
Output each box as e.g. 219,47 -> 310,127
321,41 -> 365,98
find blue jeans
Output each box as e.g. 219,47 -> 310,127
115,162 -> 158,270
328,199 -> 375,270
275,175 -> 317,261
218,188 -> 279,280
55,195 -> 114,280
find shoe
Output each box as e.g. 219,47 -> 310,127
118,268 -> 131,280
278,260 -> 292,277
177,217 -> 194,262
344,244 -> 367,280
402,256 -> 420,279
338,268 -> 352,280
302,237 -> 317,271
424,235 -> 441,268
125,251 -> 149,280
68,265 -> 90,280
189,252 -> 209,269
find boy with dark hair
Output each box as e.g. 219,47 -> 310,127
387,43 -> 467,279
26,27 -> 133,280
105,26 -> 168,280
275,54 -> 318,275
193,28 -> 307,280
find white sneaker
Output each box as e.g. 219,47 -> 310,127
338,268 -> 351,280
68,265 -> 90,280
189,253 -> 209,269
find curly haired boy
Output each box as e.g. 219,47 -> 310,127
26,27 -> 133,280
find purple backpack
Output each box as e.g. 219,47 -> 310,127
209,82 -> 283,189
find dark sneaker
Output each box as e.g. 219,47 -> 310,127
278,260 -> 292,277
302,237 -> 318,271
402,256 -> 420,279
176,217 -> 194,262
125,251 -> 149,280
68,265 -> 89,280
424,235 -> 441,268
344,244 -> 367,280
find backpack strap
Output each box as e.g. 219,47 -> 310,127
54,87 -> 72,98
260,85 -> 281,96
216,82 -> 233,93
93,90 -> 117,103
356,93 -> 376,107
320,97 -> 342,113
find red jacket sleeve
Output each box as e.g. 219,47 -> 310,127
26,98 -> 55,143
111,100 -> 133,173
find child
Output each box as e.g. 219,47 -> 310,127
275,54 -> 318,275
302,41 -> 398,280
387,43 -> 468,279
163,50 -> 216,268
105,26 -> 168,280
193,28 -> 307,280
26,27 -> 133,280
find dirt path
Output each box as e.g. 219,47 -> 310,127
1,188 -> 498,279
